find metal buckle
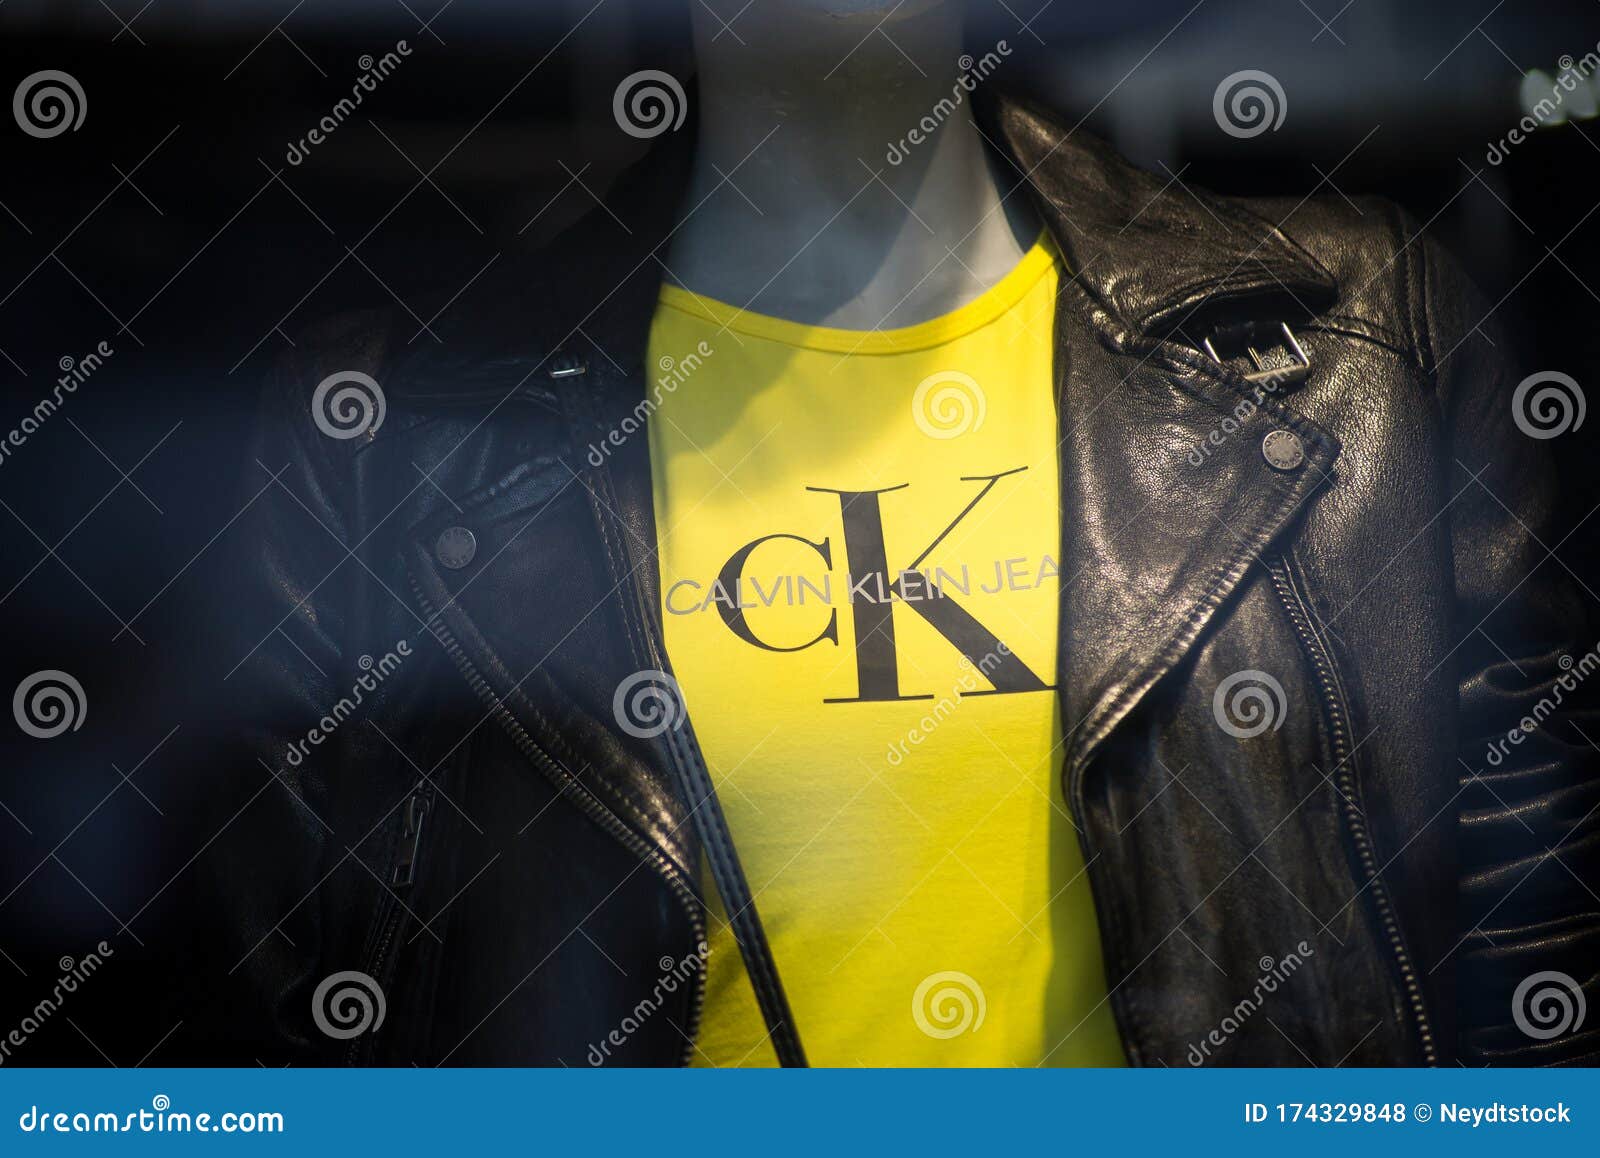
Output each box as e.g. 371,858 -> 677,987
1202,321 -> 1310,389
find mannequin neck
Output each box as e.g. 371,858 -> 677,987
666,4 -> 1034,330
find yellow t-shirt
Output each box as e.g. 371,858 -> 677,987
646,236 -> 1123,1067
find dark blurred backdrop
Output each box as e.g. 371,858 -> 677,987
2,0 -> 1598,1063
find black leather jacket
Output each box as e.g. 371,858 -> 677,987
185,93 -> 1598,1066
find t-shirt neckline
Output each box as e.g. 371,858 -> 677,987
656,231 -> 1058,355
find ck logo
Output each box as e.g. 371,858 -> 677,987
710,467 -> 1054,704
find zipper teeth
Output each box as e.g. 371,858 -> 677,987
1267,556 -> 1437,1065
350,782 -> 435,1065
406,569 -> 708,1066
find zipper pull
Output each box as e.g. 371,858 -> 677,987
390,792 -> 429,889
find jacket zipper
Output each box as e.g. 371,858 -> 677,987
404,568 -> 708,1065
391,791 -> 429,890
347,780 -> 434,1065
1266,552 -> 1437,1065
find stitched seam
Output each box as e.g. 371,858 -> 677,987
576,405 -> 693,842
1274,549 -> 1435,1062
1418,233 -> 1440,395
576,386 -> 795,1058
1398,206 -> 1435,392
577,397 -> 683,837
577,384 -> 651,669
1397,205 -> 1418,374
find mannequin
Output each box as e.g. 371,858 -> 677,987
666,0 -> 1038,330
640,0 -> 1126,1072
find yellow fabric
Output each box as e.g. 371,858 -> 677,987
646,236 -> 1123,1067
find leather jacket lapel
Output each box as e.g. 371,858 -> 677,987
987,95 -> 1345,784
1049,312 -> 1340,785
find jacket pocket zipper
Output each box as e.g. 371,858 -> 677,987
348,780 -> 434,1065
402,568 -> 708,1065
391,791 -> 429,890
1266,552 -> 1437,1065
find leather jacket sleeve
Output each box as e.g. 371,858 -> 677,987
1430,234 -> 1600,1064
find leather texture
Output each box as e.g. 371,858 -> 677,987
178,91 -> 1599,1067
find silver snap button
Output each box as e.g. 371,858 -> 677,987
435,526 -> 477,570
547,352 -> 587,380
1261,429 -> 1305,472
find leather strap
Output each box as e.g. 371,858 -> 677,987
661,718 -> 808,1067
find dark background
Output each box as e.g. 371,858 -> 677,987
1,0 -> 1598,1064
